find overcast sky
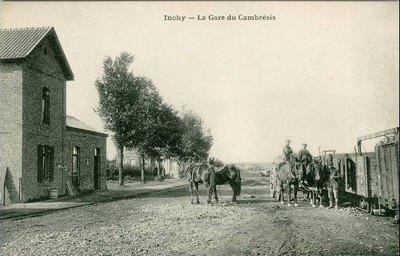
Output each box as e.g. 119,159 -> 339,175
1,2 -> 398,163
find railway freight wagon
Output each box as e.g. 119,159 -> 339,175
321,128 -> 399,218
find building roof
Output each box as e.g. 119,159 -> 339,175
0,27 -> 74,80
66,115 -> 108,137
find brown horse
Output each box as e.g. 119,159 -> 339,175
178,162 -> 241,204
214,164 -> 242,203
276,159 -> 301,207
303,159 -> 327,207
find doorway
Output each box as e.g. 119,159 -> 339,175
94,148 -> 100,190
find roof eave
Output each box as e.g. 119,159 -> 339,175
66,125 -> 109,137
47,27 -> 74,81
20,27 -> 74,81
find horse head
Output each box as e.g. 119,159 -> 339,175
312,161 -> 321,181
293,162 -> 302,178
307,159 -> 326,184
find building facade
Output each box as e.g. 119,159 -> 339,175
121,149 -> 180,178
0,27 -> 108,204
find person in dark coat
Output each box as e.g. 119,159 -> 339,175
297,143 -> 313,199
327,163 -> 340,209
298,143 -> 313,166
282,139 -> 293,161
278,139 -> 293,171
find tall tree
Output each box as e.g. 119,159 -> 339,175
96,52 -> 212,184
95,52 -> 147,186
146,102 -> 184,179
130,78 -> 184,182
178,110 -> 213,162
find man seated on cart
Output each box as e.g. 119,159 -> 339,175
298,143 -> 313,184
277,139 -> 294,171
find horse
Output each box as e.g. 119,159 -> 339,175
302,159 -> 327,207
178,162 -> 241,204
276,158 -> 301,207
214,164 -> 241,203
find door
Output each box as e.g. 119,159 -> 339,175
72,146 -> 80,189
94,148 -> 100,190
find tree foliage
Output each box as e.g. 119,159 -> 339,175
178,110 -> 213,162
129,79 -> 184,160
95,53 -> 155,184
96,52 -> 214,184
95,53 -> 146,147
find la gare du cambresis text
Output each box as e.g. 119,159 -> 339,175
164,14 -> 276,21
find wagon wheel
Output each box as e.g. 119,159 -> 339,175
360,196 -> 371,213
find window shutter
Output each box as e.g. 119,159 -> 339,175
49,146 -> 55,182
37,145 -> 44,182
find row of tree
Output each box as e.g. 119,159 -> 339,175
95,52 -> 213,185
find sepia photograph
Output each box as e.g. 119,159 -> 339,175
0,2 -> 399,255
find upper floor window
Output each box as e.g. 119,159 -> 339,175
42,87 -> 50,124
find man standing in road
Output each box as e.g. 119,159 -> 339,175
328,163 -> 340,210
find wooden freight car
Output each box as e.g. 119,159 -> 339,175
371,128 -> 399,213
321,127 -> 399,217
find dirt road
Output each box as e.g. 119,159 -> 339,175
1,171 -> 399,255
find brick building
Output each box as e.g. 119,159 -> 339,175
0,27 -> 108,204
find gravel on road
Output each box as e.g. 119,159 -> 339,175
1,171 -> 399,256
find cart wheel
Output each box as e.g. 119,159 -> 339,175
366,199 -> 371,213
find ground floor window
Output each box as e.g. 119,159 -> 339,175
37,145 -> 54,182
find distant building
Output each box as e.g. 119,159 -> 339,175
0,27 -> 108,204
123,149 -> 147,167
119,148 -> 180,178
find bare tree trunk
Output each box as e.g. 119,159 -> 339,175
117,145 -> 124,186
141,153 -> 146,184
157,160 -> 160,178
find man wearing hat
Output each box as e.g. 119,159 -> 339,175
328,163 -> 340,209
278,139 -> 293,171
298,143 -> 313,189
282,139 -> 293,161
298,143 -> 313,166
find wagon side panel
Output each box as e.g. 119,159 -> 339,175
377,145 -> 388,204
377,142 -> 399,209
363,153 -> 378,199
389,144 -> 399,207
356,156 -> 369,198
